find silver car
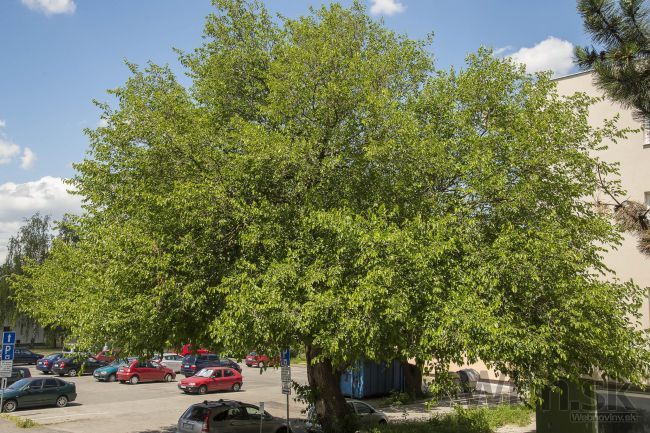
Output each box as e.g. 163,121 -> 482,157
305,399 -> 388,432
177,400 -> 291,433
160,353 -> 184,373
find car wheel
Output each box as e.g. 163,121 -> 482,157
68,369 -> 77,377
232,383 -> 241,392
56,395 -> 69,408
108,374 -> 116,382
258,361 -> 265,369
129,375 -> 139,385
198,385 -> 207,395
2,399 -> 17,413
119,380 -> 126,384
164,374 -> 172,382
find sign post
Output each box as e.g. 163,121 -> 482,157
280,348 -> 291,430
0,331 -> 16,412
259,401 -> 264,433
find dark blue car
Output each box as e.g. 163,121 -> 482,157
180,354 -> 241,377
13,348 -> 44,365
36,353 -> 65,374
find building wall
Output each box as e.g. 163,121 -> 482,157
555,71 -> 650,330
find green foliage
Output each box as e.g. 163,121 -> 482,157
576,0 -> 650,118
370,406 -> 532,433
0,414 -> 41,428
11,0 -> 650,423
383,390 -> 416,407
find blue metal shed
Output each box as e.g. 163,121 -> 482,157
340,359 -> 405,399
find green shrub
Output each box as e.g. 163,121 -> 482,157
0,414 -> 41,428
370,405 -> 533,433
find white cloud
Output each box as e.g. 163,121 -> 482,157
21,0 -> 76,15
20,148 -> 36,169
509,36 -> 575,77
370,0 -> 406,16
494,46 -> 513,56
0,176 -> 82,262
0,138 -> 20,165
0,120 -> 6,129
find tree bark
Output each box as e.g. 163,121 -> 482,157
306,345 -> 355,433
402,360 -> 424,398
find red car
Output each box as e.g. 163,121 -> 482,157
180,344 -> 210,357
116,359 -> 175,384
177,367 -> 242,394
245,352 -> 278,368
94,350 -> 118,363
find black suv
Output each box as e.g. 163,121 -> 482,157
13,348 -> 44,365
52,354 -> 108,377
180,354 -> 241,377
177,400 -> 290,433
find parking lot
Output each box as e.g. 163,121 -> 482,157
2,363 -> 310,433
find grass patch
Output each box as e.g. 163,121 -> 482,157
370,405 -> 533,433
0,414 -> 41,428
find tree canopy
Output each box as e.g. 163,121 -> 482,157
576,0 -> 650,118
13,1 -> 650,429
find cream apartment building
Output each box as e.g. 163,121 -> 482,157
555,70 -> 650,330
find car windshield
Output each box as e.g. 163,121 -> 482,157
46,353 -> 62,359
8,378 -> 31,390
110,359 -> 127,366
183,355 -> 196,363
195,369 -> 214,378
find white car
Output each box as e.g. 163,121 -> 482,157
158,353 -> 184,373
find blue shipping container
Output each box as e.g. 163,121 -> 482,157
340,359 -> 405,399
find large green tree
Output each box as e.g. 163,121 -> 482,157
14,1 -> 650,430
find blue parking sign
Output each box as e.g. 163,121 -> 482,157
2,344 -> 13,361
2,332 -> 15,345
281,348 -> 290,367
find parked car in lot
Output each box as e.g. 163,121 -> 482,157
12,348 -> 44,365
180,354 -> 241,377
178,367 -> 243,394
156,353 -> 184,373
0,377 -> 76,413
93,358 -> 135,382
94,349 -> 119,363
245,352 -> 277,368
177,399 -> 291,433
116,359 -> 175,384
36,353 -> 65,374
305,399 -> 387,432
6,367 -> 31,387
180,344 -> 210,357
52,354 -> 108,377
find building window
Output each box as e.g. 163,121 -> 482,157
645,117 -> 650,147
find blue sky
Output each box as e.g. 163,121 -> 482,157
0,0 -> 591,258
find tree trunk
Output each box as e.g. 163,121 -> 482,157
402,360 -> 424,398
306,345 -> 355,433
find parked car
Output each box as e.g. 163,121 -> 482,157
178,367 -> 243,395
245,352 -> 278,368
156,353 -> 184,373
36,353 -> 65,374
0,377 -> 76,413
180,354 -> 241,377
116,359 -> 175,384
52,354 -> 108,376
6,367 -> 31,386
94,349 -> 119,363
12,348 -> 44,365
305,399 -> 387,432
180,344 -> 210,357
176,399 -> 291,433
93,358 -> 135,382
